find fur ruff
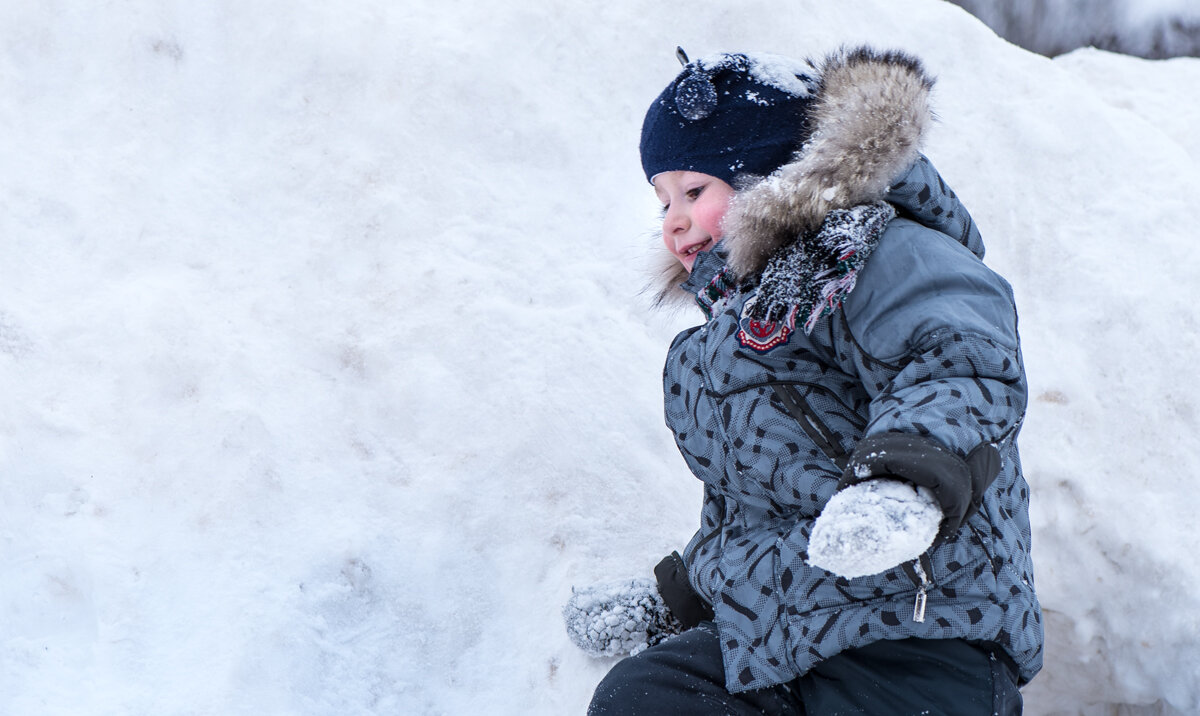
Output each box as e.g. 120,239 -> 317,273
650,47 -> 934,309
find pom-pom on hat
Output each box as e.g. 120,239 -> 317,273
640,49 -> 819,185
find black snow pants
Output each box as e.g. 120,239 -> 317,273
587,621 -> 1023,715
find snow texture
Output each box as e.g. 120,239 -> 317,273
1,1 -> 1199,714
691,52 -> 817,97
562,578 -> 684,657
807,480 -> 942,578
737,52 -> 815,97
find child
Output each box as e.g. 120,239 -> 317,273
565,47 -> 1043,715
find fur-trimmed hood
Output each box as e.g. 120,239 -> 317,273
652,47 -> 935,307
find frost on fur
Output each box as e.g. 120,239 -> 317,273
807,479 -> 942,578
563,578 -> 685,657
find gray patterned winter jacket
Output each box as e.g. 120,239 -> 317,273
655,51 -> 1043,693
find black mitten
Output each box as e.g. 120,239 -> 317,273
653,551 -> 714,628
840,433 -> 1001,542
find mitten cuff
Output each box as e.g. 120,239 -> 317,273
839,433 -> 1000,539
654,551 -> 714,629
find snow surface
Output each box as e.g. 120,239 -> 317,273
1,1 -> 1198,714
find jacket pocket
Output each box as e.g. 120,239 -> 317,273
775,517 -> 991,618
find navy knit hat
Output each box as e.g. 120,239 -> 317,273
640,51 -> 818,185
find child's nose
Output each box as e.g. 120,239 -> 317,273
664,206 -> 690,236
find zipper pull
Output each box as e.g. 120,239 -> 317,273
912,557 -> 930,623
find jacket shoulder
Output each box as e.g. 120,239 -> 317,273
842,218 -> 1018,363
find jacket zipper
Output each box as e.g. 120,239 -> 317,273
901,554 -> 934,623
769,383 -> 849,470
773,381 -> 932,621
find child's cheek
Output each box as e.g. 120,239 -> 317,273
697,201 -> 728,239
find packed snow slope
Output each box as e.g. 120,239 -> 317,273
1,1 -> 1197,714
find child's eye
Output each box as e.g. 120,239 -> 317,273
685,186 -> 704,200
659,204 -> 669,217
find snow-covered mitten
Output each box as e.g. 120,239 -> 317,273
563,578 -> 685,657
807,478 -> 942,578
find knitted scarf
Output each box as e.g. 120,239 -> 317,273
742,201 -> 895,336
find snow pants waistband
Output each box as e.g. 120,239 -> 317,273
587,621 -> 1021,715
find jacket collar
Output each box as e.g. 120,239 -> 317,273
680,241 -> 728,296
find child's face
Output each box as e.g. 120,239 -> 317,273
653,171 -> 735,273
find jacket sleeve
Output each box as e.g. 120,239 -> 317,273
840,220 -> 1026,530
681,484 -> 726,606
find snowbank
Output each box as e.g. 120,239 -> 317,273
1,1 -> 1197,714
